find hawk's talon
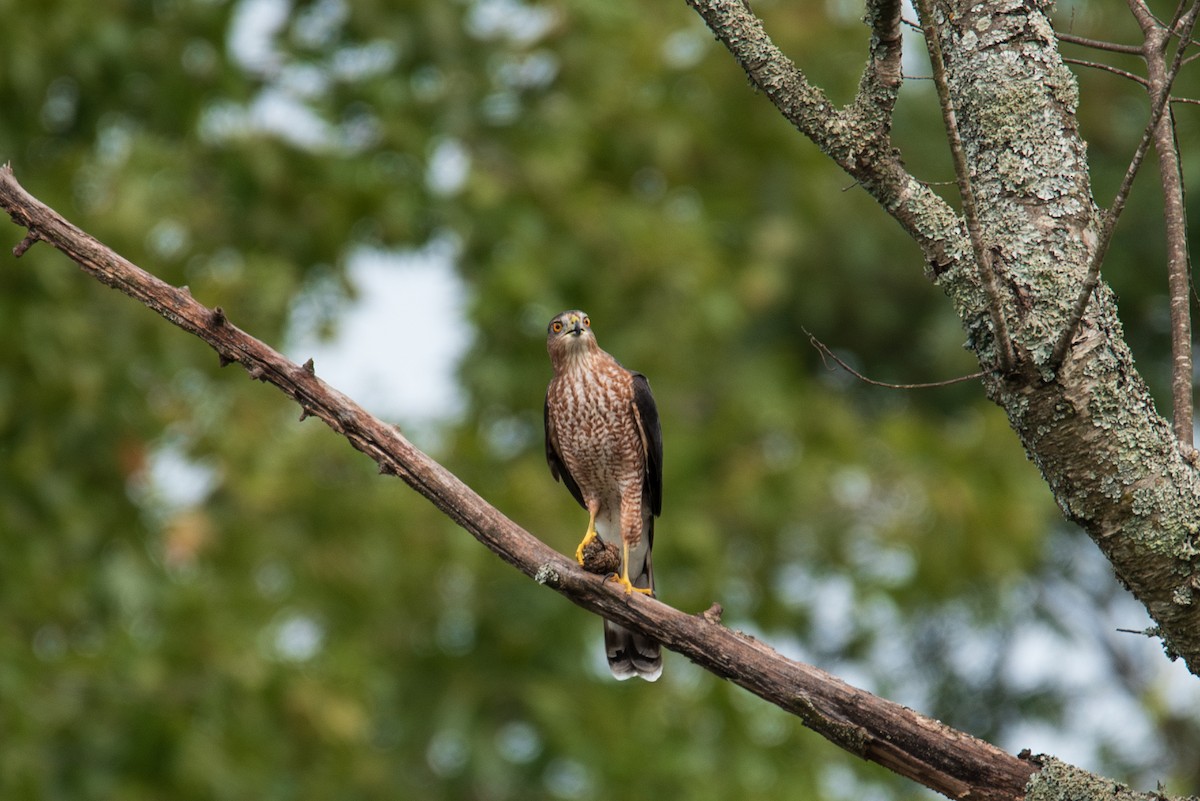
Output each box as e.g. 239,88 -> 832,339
573,534 -> 596,565
574,515 -> 599,565
607,572 -> 654,596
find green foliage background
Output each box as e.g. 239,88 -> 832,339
1,0 -> 1198,798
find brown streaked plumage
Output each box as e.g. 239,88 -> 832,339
544,309 -> 663,681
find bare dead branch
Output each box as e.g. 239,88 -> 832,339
1049,0 -> 1200,372
0,163 -> 1049,801
6,160 -> 1195,801
914,0 -> 1016,373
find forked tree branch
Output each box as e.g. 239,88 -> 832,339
686,0 -> 1200,684
3,165 -> 1186,801
682,0 -> 968,272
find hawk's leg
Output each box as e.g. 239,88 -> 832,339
574,506 -> 600,565
608,539 -> 653,596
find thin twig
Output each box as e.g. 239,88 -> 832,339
1135,0 -> 1197,450
1055,30 -> 1144,55
1116,627 -> 1159,637
1158,110 -> 1193,448
805,328 -> 987,389
13,230 -> 39,257
1062,56 -> 1150,86
914,0 -> 1016,372
1049,0 -> 1200,372
1166,0 -> 1190,35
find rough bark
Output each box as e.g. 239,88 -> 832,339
939,0 -> 1200,673
685,0 -> 1200,677
1026,757 -> 1195,801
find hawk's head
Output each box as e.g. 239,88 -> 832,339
546,309 -> 596,362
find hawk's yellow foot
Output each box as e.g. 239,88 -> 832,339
608,540 -> 653,595
574,510 -> 599,564
608,571 -> 654,595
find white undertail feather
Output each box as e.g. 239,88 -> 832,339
597,511 -> 662,682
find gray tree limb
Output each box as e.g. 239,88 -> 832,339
685,0 -> 1200,677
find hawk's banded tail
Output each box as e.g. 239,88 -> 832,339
603,554 -> 661,681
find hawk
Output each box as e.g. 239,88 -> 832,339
544,309 -> 663,681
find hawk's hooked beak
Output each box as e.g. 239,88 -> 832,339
568,316 -> 584,336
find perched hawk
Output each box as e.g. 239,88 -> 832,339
544,309 -> 663,681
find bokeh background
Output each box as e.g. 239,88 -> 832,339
2,0 -> 1199,798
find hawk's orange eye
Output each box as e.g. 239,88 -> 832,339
582,317 -> 590,327
552,321 -> 564,333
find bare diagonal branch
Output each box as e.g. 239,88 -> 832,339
0,163 -> 1046,800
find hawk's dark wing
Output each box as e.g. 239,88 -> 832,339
545,396 -> 586,510
632,373 -> 662,518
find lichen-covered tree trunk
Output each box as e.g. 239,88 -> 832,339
686,0 -> 1200,675
928,0 -> 1200,673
